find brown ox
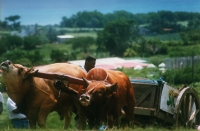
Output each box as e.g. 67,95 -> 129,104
79,68 -> 135,129
0,60 -> 87,129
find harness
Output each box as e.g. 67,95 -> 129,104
31,78 -> 57,103
85,78 -> 112,113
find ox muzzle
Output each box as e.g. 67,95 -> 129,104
0,60 -> 12,71
79,94 -> 90,106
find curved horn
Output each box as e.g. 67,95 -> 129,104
23,68 -> 37,80
82,77 -> 91,88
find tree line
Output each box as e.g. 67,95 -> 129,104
60,10 -> 200,33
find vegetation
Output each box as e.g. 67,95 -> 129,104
1,10 -> 200,130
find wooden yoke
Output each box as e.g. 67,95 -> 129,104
27,69 -> 85,86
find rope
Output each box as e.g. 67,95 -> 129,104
31,78 -> 57,103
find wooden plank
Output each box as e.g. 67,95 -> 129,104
133,83 -> 158,108
149,87 -> 156,107
156,111 -> 175,124
134,107 -> 156,116
136,88 -> 153,106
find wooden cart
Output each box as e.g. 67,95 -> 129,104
131,78 -> 200,128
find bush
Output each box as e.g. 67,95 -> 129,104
163,64 -> 200,85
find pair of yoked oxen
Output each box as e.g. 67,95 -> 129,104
0,60 -> 135,130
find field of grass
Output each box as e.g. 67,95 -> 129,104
146,33 -> 181,41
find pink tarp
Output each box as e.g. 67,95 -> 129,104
96,62 -> 149,69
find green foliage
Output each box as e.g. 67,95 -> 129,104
46,26 -> 57,43
26,50 -> 44,65
0,35 -> 23,51
0,39 -> 7,55
61,11 -> 104,28
5,15 -> 21,30
163,64 -> 200,85
50,49 -> 69,62
146,39 -> 168,55
66,36 -> 95,53
1,50 -> 27,63
124,47 -> 137,57
0,49 -> 44,67
180,29 -> 200,45
117,67 -> 162,80
23,36 -> 43,50
96,18 -> 139,56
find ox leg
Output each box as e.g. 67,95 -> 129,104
76,104 -> 87,130
63,109 -> 73,129
26,108 -> 38,129
37,103 -> 56,128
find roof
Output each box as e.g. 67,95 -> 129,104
57,35 -> 74,39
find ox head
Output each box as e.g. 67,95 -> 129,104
0,60 -> 32,104
79,77 -> 118,107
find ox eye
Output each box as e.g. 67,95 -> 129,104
97,91 -> 102,96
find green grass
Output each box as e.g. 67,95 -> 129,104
146,33 -> 181,41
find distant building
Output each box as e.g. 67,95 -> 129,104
57,35 -> 74,43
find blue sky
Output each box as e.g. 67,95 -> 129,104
1,0 -> 200,25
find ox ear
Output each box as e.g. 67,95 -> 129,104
82,77 -> 91,88
23,68 -> 36,80
106,83 -> 118,95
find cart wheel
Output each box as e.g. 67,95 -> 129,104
174,87 -> 200,128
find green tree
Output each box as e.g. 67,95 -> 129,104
146,39 -> 167,55
96,18 -> 139,56
0,39 -> 7,55
26,50 -> 44,65
5,15 -> 21,30
50,50 -> 69,62
46,26 -> 57,43
180,29 -> 200,46
0,50 -> 32,66
66,37 -> 95,53
123,47 -> 137,57
1,35 -> 23,50
23,36 -> 43,50
136,37 -> 148,57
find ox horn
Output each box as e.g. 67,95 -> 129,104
106,83 -> 118,93
23,68 -> 37,80
82,77 -> 91,88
